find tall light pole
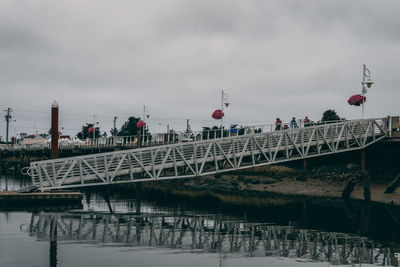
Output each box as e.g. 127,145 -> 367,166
142,105 -> 149,144
92,114 -> 99,140
220,90 -> 230,138
361,64 -> 374,119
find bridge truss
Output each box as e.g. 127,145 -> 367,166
28,118 -> 388,190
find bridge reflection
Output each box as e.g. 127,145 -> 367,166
26,212 -> 394,266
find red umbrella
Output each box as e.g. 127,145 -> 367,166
348,94 -> 366,106
136,120 -> 146,128
212,109 -> 224,120
88,126 -> 95,133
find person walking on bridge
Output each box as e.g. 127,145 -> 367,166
290,117 -> 298,128
275,118 -> 282,131
303,116 -> 311,127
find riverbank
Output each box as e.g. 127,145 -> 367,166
143,163 -> 400,206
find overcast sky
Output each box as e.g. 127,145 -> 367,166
1,0 -> 399,138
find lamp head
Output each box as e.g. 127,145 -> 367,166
146,114 -> 150,118
224,102 -> 230,107
365,78 -> 374,88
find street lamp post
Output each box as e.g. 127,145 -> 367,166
142,105 -> 150,144
220,90 -> 230,138
361,64 -> 374,119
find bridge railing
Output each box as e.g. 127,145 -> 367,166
3,120 -> 345,151
61,119 -> 355,148
2,117 -> 396,152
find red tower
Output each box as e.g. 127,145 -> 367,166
51,101 -> 59,159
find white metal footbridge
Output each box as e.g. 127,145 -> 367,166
28,118 -> 389,191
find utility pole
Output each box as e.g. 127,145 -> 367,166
4,108 -> 12,146
113,116 -> 117,136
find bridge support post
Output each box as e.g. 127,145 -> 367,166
361,150 -> 366,171
303,159 -> 308,171
362,170 -> 371,202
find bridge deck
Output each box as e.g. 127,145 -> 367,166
28,118 -> 388,190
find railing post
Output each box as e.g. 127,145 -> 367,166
300,129 -> 304,156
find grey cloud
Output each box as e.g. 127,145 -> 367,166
0,0 -> 399,138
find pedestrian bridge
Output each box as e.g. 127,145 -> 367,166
28,118 -> 388,191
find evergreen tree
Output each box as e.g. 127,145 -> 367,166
110,127 -> 118,136
118,116 -> 150,136
321,109 -> 341,122
77,123 -> 100,139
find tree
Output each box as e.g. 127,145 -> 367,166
117,116 -> 150,136
117,116 -> 140,136
77,123 -> 100,139
321,109 -> 341,122
110,127 -> 118,136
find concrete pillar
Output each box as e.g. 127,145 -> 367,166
51,101 -> 59,159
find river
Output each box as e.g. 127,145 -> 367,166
1,175 -> 399,267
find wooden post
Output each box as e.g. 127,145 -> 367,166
303,158 -> 308,171
342,178 -> 356,199
51,101 -> 59,159
384,172 -> 400,193
361,150 -> 366,171
362,170 -> 371,202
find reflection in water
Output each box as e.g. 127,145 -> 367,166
27,212 -> 393,266
0,175 -> 31,191
50,217 -> 57,267
3,174 -> 400,266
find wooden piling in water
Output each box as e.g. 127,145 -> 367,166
342,178 -> 356,199
362,170 -> 371,202
361,150 -> 366,171
384,172 -> 400,194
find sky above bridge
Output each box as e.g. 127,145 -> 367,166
1,0 -> 399,137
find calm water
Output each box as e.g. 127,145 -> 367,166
1,175 -> 400,267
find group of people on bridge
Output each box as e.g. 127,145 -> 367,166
274,116 -> 312,131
